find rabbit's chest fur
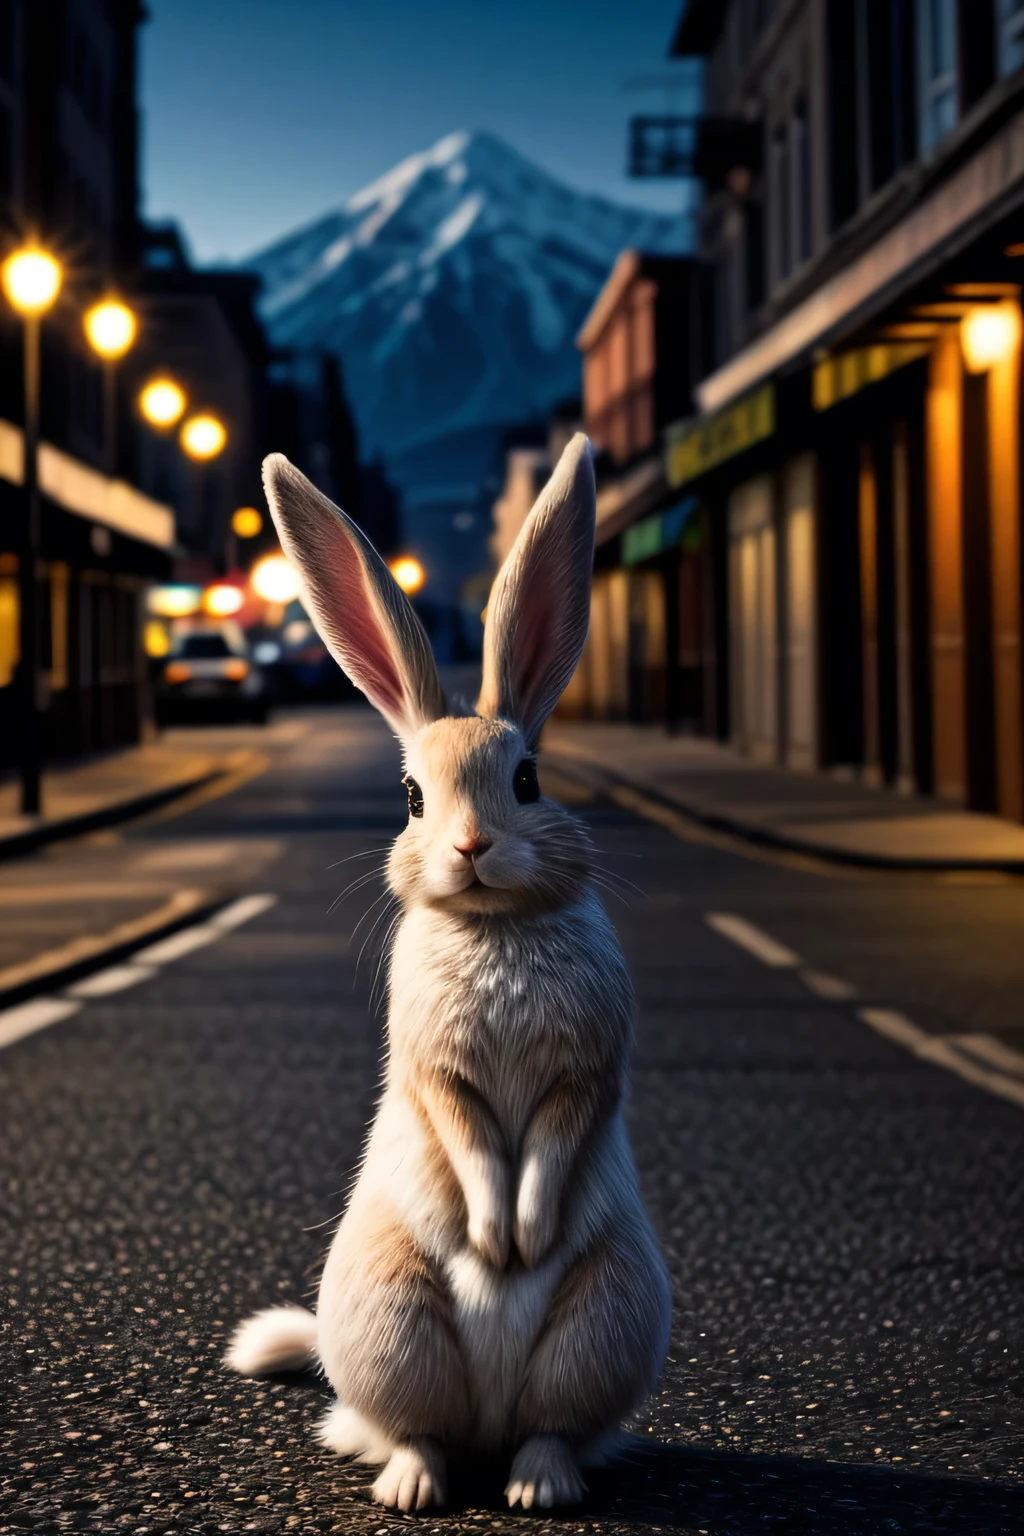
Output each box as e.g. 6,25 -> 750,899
388,891 -> 632,1132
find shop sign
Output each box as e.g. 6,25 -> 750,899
812,341 -> 930,410
621,496 -> 699,566
665,385 -> 774,488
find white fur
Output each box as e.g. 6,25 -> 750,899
317,1403 -> 394,1465
223,1305 -> 317,1377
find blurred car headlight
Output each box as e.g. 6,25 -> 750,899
223,658 -> 249,681
253,641 -> 281,665
164,661 -> 192,684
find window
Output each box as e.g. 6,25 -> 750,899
772,125 -> 791,283
917,0 -> 958,151
791,100 -> 812,266
827,0 -> 859,229
999,0 -> 1024,76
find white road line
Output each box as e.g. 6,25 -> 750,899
858,1007 -> 930,1051
0,893 -> 279,1054
134,926 -> 220,964
705,912 -> 802,968
860,1009 -> 1024,1110
0,997 -> 82,1049
67,964 -> 158,999
211,893 -> 278,930
944,1033 -> 1024,1079
800,969 -> 858,1000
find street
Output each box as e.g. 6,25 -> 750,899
1,706 -> 1022,1535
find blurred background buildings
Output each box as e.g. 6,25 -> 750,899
5,0 -> 1024,828
560,0 -> 1024,827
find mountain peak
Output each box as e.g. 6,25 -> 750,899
250,132 -> 690,460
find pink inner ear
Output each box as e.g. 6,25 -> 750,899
512,600 -> 554,718
321,531 -> 408,725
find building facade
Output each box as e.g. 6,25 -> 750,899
565,251 -> 711,729
663,0 -> 1024,817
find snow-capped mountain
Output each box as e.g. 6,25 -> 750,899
249,130 -> 690,459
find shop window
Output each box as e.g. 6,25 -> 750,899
0,552 -> 17,689
998,0 -> 1024,76
917,0 -> 958,151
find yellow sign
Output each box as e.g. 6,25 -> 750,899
665,385 -> 774,488
812,342 -> 930,410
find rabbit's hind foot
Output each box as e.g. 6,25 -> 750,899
506,1434 -> 585,1509
317,1401 -> 394,1465
372,1437 -> 447,1511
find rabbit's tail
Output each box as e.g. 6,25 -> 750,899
317,1401 -> 395,1465
223,1305 -> 318,1377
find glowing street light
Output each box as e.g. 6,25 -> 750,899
389,555 -> 426,595
83,298 -> 136,360
1,247 -> 62,317
180,413 -> 227,461
84,298 -> 138,475
203,582 -> 245,617
1,243 -> 63,814
147,584 -> 203,618
139,376 -> 187,429
960,301 -> 1023,374
251,553 -> 302,604
231,506 -> 263,539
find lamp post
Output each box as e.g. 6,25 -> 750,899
180,413 -> 228,569
1,245 -> 63,815
83,298 -> 137,475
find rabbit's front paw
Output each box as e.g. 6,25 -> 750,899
467,1199 -> 511,1268
514,1161 -> 558,1268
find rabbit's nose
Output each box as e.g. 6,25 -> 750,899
454,835 -> 493,860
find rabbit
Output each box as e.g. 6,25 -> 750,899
224,433 -> 672,1512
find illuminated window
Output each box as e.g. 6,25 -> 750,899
0,553 -> 18,689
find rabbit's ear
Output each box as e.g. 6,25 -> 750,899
262,454 -> 445,738
478,433 -> 595,748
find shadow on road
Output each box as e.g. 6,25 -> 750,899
443,1437 -> 1022,1534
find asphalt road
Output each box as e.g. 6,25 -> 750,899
1,707 -> 1022,1535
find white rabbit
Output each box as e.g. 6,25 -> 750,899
224,434 -> 671,1512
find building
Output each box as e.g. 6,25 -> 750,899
133,222 -> 270,577
0,0 -> 176,767
565,251 -> 708,728
661,0 -> 1024,817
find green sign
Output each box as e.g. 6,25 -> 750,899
621,497 -> 699,566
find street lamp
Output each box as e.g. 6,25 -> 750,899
179,413 -> 227,568
180,413 -> 227,460
83,298 -> 137,474
1,243 -> 63,815
389,555 -> 426,595
139,375 -> 187,429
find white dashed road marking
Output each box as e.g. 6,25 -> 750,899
0,894 -> 278,1053
705,912 -> 801,968
707,913 -> 1024,1113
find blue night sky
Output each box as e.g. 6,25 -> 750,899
140,0 -> 694,263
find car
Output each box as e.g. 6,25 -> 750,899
156,626 -> 268,725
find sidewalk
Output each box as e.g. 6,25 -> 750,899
0,737 -> 236,860
544,721 -> 1024,870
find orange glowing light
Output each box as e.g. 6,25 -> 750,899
388,555 -> 426,595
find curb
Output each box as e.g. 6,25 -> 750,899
0,891 -> 232,1013
544,751 -> 1024,875
0,767 -> 227,864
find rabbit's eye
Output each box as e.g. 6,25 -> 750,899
402,775 -> 424,818
513,758 -> 540,805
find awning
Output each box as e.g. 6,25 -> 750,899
621,496 -> 700,566
0,419 -> 175,552
694,104 -> 1024,414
